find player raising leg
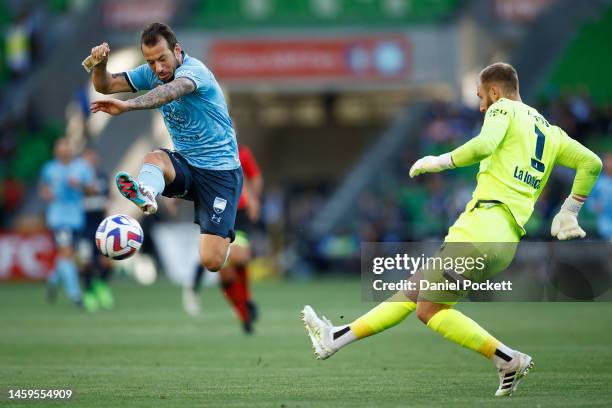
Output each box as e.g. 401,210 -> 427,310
302,62 -> 602,397
87,23 -> 242,275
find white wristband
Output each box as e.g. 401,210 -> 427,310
561,195 -> 584,215
438,153 -> 455,170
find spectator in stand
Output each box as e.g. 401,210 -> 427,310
0,176 -> 24,217
5,10 -> 32,80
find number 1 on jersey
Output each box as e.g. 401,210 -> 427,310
531,125 -> 546,172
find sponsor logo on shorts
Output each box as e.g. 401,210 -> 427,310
213,197 -> 227,214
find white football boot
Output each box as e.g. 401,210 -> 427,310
115,172 -> 158,215
495,351 -> 534,397
301,305 -> 338,360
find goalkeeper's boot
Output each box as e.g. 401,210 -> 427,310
495,351 -> 534,397
93,280 -> 114,310
115,172 -> 158,215
301,305 -> 338,360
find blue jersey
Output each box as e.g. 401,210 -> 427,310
587,174 -> 612,239
40,158 -> 94,230
125,53 -> 240,171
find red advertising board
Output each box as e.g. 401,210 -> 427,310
0,232 -> 56,281
210,36 -> 411,82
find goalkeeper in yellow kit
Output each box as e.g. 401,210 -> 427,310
301,62 -> 603,397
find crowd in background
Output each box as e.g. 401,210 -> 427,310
1,4 -> 43,82
1,5 -> 611,268
288,92 -> 612,269
0,97 -> 61,229
0,1 -> 77,227
2,85 -> 611,274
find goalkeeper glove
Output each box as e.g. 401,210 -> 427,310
551,195 -> 586,240
409,153 -> 455,178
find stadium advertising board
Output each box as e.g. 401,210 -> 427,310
0,233 -> 55,281
210,36 -> 411,83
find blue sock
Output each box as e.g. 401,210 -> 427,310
138,163 -> 165,197
57,258 -> 81,302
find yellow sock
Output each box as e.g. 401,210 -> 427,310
350,292 -> 416,339
426,308 -> 499,358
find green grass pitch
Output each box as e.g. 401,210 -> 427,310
1,278 -> 612,407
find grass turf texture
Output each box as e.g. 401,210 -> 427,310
1,278 -> 611,407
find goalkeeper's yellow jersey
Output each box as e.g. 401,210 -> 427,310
450,98 -> 601,234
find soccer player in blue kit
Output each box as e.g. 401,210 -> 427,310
88,23 -> 242,272
40,137 -> 95,305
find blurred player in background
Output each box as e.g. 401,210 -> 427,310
302,62 -> 603,397
587,152 -> 612,240
40,137 -> 95,307
184,144 -> 263,334
79,146 -> 114,312
88,22 -> 242,275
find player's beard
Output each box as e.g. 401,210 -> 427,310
161,54 -> 181,83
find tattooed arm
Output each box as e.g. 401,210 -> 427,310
90,78 -> 195,115
125,78 -> 195,110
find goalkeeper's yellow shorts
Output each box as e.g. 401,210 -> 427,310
419,200 -> 523,304
445,199 -> 523,243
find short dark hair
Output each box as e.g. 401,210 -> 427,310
479,62 -> 519,93
141,22 -> 177,50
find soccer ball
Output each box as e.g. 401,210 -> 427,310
95,214 -> 144,260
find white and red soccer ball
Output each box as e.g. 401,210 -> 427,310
95,214 -> 143,260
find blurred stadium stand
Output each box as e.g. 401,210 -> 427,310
190,0 -> 461,29
1,0 -> 611,281
0,0 -> 105,226
283,0 -> 612,274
